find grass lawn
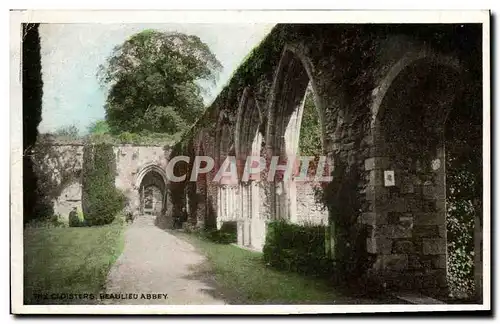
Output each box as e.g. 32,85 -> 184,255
174,232 -> 390,305
23,224 -> 125,304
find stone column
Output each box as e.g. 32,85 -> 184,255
365,144 -> 447,294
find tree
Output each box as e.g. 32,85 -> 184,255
23,23 -> 43,223
298,86 -> 322,157
54,125 -> 79,139
87,119 -> 110,135
98,30 -> 223,135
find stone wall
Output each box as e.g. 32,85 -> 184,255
295,182 -> 328,225
32,142 -> 84,221
33,141 -> 171,222
166,24 -> 480,295
114,145 -> 170,212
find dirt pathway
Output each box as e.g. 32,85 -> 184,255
103,216 -> 226,305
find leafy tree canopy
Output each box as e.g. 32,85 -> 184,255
299,86 -> 322,157
87,119 -> 110,135
98,30 -> 223,135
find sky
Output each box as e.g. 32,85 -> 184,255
38,23 -> 275,134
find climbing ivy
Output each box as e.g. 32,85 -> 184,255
298,88 -> 322,157
169,24 -> 482,287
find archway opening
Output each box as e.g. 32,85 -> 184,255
376,58 -> 466,295
139,169 -> 166,217
268,49 -> 327,225
233,89 -> 265,248
215,120 -> 237,232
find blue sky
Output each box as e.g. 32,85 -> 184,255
38,23 -> 274,134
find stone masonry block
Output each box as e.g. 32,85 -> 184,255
367,237 -> 392,254
375,196 -> 407,213
360,212 -> 376,225
423,238 -> 446,255
387,212 -> 402,224
406,198 -> 437,213
393,240 -> 415,254
388,212 -> 413,226
422,269 -> 447,288
375,224 -> 412,239
364,157 -> 391,171
408,255 -> 432,270
414,212 -> 443,225
365,185 -> 389,202
413,225 -> 439,238
382,254 -> 408,271
362,211 -> 388,225
431,255 -> 447,269
422,185 -> 436,199
367,169 -> 384,186
399,214 -> 413,227
438,225 -> 446,238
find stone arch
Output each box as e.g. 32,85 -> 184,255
214,112 -> 233,169
266,46 -> 326,156
135,163 -> 168,190
265,46 -> 328,222
366,49 -> 466,293
371,49 -> 461,128
233,86 -> 266,248
53,176 -> 82,221
235,87 -> 263,162
135,163 -> 168,217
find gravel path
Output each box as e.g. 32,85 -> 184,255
103,216 -> 226,305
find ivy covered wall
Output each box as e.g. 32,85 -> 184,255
167,23 -> 483,298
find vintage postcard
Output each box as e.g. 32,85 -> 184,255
10,10 -> 491,314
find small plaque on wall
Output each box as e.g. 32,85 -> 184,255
384,170 -> 395,187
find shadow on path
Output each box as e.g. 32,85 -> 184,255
102,216 -> 226,305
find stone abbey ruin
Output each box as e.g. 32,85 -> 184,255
34,24 -> 483,297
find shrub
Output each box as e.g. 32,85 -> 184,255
68,209 -> 86,227
263,220 -> 333,278
82,143 -> 126,226
84,184 -> 126,226
68,210 -> 81,227
77,209 -> 85,222
25,214 -> 67,229
203,221 -> 237,244
112,213 -> 126,226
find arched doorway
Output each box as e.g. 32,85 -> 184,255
371,52 -> 475,295
135,164 -> 168,218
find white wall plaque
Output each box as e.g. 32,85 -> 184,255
384,170 -> 395,187
431,158 -> 441,171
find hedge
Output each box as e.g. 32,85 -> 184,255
204,221 -> 237,244
82,143 -> 125,226
263,220 -> 333,277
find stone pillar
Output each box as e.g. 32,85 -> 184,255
364,147 -> 447,295
237,221 -> 244,246
243,220 -> 251,247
